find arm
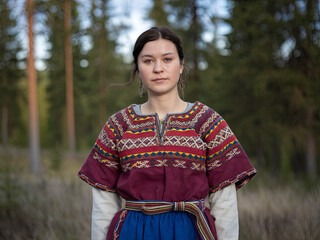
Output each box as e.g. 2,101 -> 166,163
208,184 -> 239,240
92,188 -> 122,240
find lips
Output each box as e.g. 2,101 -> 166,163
153,78 -> 167,82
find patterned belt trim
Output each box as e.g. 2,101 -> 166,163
125,199 -> 215,240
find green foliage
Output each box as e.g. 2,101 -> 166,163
1,0 -> 319,177
165,0 -> 210,101
212,0 -> 320,176
148,0 -> 170,26
7,77 -> 28,146
48,146 -> 63,172
44,0 -> 67,147
0,0 -> 24,145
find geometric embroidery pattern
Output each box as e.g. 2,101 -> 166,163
98,128 -> 116,150
110,115 -> 124,137
120,151 -> 206,162
91,147 -> 119,168
78,101 -> 256,199
94,143 -> 118,159
207,140 -> 239,159
226,147 -> 241,160
207,126 -> 234,149
207,160 -> 223,171
169,105 -> 207,129
117,137 -> 157,151
199,111 -> 219,137
105,103 -> 243,174
206,147 -> 242,171
121,159 -> 206,172
94,103 -> 246,175
101,159 -> 119,168
162,136 -> 207,150
123,109 -> 154,129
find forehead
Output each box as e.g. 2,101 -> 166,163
139,39 -> 178,57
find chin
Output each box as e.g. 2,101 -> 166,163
148,89 -> 179,97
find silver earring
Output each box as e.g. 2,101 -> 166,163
139,81 -> 143,97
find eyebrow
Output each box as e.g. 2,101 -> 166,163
140,52 -> 174,58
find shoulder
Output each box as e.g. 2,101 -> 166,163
106,105 -> 134,136
196,102 -> 219,117
192,101 -> 221,124
192,102 -> 222,137
108,105 -> 136,122
109,105 -> 130,119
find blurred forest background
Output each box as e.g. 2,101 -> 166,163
0,0 -> 320,239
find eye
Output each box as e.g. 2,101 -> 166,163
144,59 -> 153,64
164,58 -> 172,63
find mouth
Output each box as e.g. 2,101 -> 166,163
153,78 -> 167,82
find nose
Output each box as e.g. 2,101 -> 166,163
153,60 -> 163,73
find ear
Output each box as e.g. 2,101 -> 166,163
180,60 -> 184,74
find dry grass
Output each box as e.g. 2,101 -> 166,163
0,147 -> 92,240
238,181 -> 320,240
0,147 -> 319,239
0,178 -> 92,240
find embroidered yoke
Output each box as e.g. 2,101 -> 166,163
78,101 -> 256,240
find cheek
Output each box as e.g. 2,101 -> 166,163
137,66 -> 148,81
172,64 -> 183,76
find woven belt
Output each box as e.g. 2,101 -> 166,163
125,199 -> 215,240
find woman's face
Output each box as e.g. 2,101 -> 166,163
137,39 -> 183,97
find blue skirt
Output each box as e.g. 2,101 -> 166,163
118,210 -> 201,240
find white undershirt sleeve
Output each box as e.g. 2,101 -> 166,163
91,188 -> 122,240
208,184 -> 239,240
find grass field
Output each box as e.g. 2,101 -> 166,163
1,147 -> 319,239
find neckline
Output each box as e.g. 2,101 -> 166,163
131,101 -> 199,118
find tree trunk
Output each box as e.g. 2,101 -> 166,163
27,0 -> 41,176
1,71 -> 8,146
64,0 -> 76,153
304,1 -> 317,179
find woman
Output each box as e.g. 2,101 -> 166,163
78,26 -> 256,240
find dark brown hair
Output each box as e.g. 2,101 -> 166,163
129,26 -> 188,97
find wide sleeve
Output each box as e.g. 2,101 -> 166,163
78,119 -> 121,192
204,111 -> 256,193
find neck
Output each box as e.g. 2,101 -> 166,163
141,92 -> 186,120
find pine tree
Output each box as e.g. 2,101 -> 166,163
45,0 -> 84,149
86,0 -> 128,125
148,0 -> 170,26
27,0 -> 41,176
64,0 -> 76,153
45,0 -> 66,147
165,0 -> 203,100
0,1 -> 23,146
281,0 -> 320,177
215,0 -> 320,177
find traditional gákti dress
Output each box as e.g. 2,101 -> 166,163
78,101 -> 256,240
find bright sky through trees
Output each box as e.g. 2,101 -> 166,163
12,0 -> 230,70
